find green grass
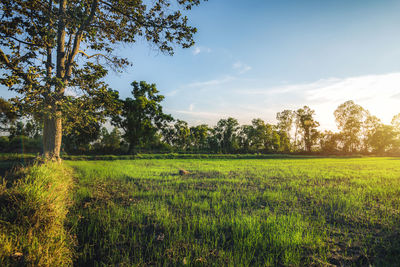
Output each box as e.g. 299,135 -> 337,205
62,153 -> 319,161
0,162 -> 75,266
66,157 -> 400,266
0,153 -> 37,161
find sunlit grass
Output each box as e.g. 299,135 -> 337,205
67,157 -> 400,266
0,162 -> 75,266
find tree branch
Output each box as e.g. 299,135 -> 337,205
64,0 -> 99,82
0,48 -> 37,87
78,50 -> 112,61
99,0 -> 173,29
0,34 -> 40,47
56,0 -> 67,82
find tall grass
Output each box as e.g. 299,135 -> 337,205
0,162 -> 75,266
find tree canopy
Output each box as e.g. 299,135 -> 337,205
112,81 -> 173,153
334,100 -> 368,152
0,0 -> 203,160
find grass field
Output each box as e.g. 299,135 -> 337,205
65,157 -> 400,266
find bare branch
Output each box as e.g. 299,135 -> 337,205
78,50 -> 112,61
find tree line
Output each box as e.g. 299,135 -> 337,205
1,81 -> 399,155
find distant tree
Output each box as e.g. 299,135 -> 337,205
190,124 -> 210,152
8,119 -> 41,139
173,120 -> 191,150
5,119 -> 42,153
334,100 -> 368,153
276,109 -> 294,148
161,124 -> 176,149
207,128 -> 220,153
246,119 -> 281,153
250,118 -> 269,151
319,130 -> 342,153
391,113 -> 400,151
238,125 -> 254,153
392,113 -> 400,131
25,120 -> 42,139
0,136 -> 9,152
214,118 -> 239,153
264,124 -> 281,152
295,106 -> 319,152
0,98 -> 17,132
8,121 -> 25,139
96,127 -> 122,154
276,130 -> 291,152
63,121 -> 101,153
368,124 -> 399,153
362,114 -> 381,152
0,0 -> 203,160
112,81 -> 173,154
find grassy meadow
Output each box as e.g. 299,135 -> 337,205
64,157 -> 400,266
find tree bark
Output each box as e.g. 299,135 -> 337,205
128,142 -> 136,155
43,111 -> 62,162
41,0 -> 98,161
41,0 -> 66,161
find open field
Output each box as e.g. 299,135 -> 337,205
65,157 -> 400,266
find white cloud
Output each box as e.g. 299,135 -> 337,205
232,61 -> 252,74
234,72 -> 400,130
167,72 -> 400,130
172,110 -> 223,125
193,47 -> 201,55
192,46 -> 212,55
165,89 -> 179,97
187,75 -> 235,88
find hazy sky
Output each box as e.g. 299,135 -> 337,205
4,0 -> 400,130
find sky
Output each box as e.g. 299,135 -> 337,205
4,0 -> 400,130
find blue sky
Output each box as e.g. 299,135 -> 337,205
4,0 -> 400,130
106,0 -> 400,130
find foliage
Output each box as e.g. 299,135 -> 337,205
0,98 -> 17,132
214,117 -> 240,153
112,81 -> 173,153
295,106 -> 320,152
276,109 -> 294,147
1,97 -> 400,155
334,100 -> 368,152
189,124 -> 210,151
172,120 -> 191,150
392,113 -> 400,132
319,130 -> 342,153
8,119 -> 42,139
63,120 -> 101,153
94,127 -> 123,154
367,124 -> 399,153
0,0 -> 203,159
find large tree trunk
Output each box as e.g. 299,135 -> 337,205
128,142 -> 136,155
43,111 -> 62,162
